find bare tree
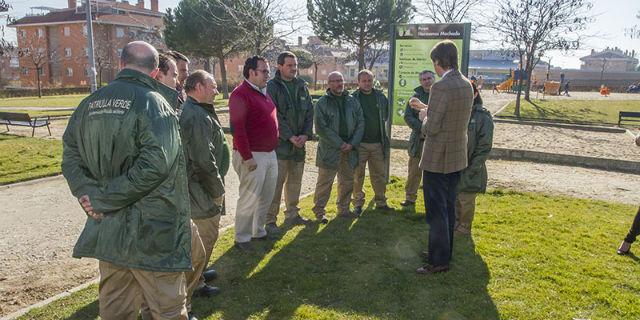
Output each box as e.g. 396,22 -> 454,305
0,0 -> 14,56
491,0 -> 593,118
417,0 -> 482,23
19,36 -> 56,98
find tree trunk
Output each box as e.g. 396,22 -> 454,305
313,62 -> 318,90
357,46 -> 365,71
217,53 -> 229,99
524,60 -> 534,101
36,67 -> 42,98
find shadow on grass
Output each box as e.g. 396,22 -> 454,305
65,300 -> 99,320
192,180 -> 499,319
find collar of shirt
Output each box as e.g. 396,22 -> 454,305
441,69 -> 453,79
245,79 -> 267,95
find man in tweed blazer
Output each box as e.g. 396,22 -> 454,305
409,40 -> 473,274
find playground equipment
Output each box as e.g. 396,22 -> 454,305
544,81 -> 561,95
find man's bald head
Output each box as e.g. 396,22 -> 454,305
120,41 -> 159,74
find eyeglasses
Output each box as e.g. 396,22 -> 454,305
255,69 -> 270,75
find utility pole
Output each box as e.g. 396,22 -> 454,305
599,57 -> 606,87
85,0 -> 97,92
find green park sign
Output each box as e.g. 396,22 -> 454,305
388,23 -> 471,124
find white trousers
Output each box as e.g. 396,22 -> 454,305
233,150 -> 278,243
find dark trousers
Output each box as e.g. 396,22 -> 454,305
423,170 -> 461,267
624,207 -> 640,244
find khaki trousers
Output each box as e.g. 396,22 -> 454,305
98,261 -> 187,320
405,155 -> 422,203
266,159 -> 305,224
352,142 -> 387,208
233,150 -> 278,243
455,192 -> 477,233
192,214 -> 221,288
312,153 -> 354,217
184,221 -> 206,313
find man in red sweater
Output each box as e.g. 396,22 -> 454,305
229,56 -> 279,251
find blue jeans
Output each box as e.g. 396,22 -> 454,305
422,170 -> 461,267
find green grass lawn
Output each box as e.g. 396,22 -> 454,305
1,109 -> 75,117
497,98 -> 640,125
0,134 -> 62,185
18,178 -> 640,319
0,94 -> 87,108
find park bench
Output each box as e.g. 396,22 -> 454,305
0,112 -> 51,137
618,111 -> 640,127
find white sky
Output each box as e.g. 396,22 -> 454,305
2,0 -> 639,69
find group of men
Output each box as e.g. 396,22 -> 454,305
61,38 -> 480,319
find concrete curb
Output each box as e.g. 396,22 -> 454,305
493,117 -> 626,133
493,100 -> 512,116
389,139 -> 640,175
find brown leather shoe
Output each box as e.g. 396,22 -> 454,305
416,264 -> 449,274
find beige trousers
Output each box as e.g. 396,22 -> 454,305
312,153 -> 354,217
352,142 -> 387,207
266,159 -> 305,224
190,214 -> 220,289
455,192 -> 477,233
99,261 -> 187,320
233,150 -> 278,243
183,221 -> 206,313
405,155 -> 422,203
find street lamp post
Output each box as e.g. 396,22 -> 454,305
85,0 -> 97,92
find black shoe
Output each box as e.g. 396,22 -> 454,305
317,215 -> 329,224
265,222 -> 281,236
400,200 -> 415,207
353,206 -> 363,216
193,284 -> 221,297
376,204 -> 395,212
251,234 -> 268,241
234,241 -> 253,251
188,312 -> 198,320
284,215 -> 312,226
203,269 -> 218,282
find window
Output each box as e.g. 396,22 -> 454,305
22,67 -> 28,75
37,28 -> 44,38
65,48 -> 72,57
37,67 -> 45,76
82,25 -> 87,37
116,27 -> 125,38
117,49 -> 123,57
64,27 -> 70,36
67,68 -> 73,77
20,30 -> 26,38
84,67 -> 92,76
84,48 -> 89,56
10,57 -> 18,68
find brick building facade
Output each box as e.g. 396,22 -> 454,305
10,0 -> 164,89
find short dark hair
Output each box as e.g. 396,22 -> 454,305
471,81 -> 483,106
419,70 -> 435,78
121,42 -> 158,72
430,40 -> 458,70
357,69 -> 374,81
167,50 -> 189,63
158,53 -> 176,76
184,70 -> 212,93
277,51 -> 296,66
242,55 -> 267,79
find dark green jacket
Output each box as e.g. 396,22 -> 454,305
404,86 -> 429,158
61,68 -> 192,272
266,71 -> 314,161
458,103 -> 494,193
351,89 -> 390,159
179,96 -> 230,219
314,89 -> 364,169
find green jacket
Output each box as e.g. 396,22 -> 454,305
314,89 -> 364,169
458,103 -> 494,193
351,89 -> 390,159
179,96 -> 230,219
404,86 -> 429,158
61,68 -> 192,272
266,71 -> 314,161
